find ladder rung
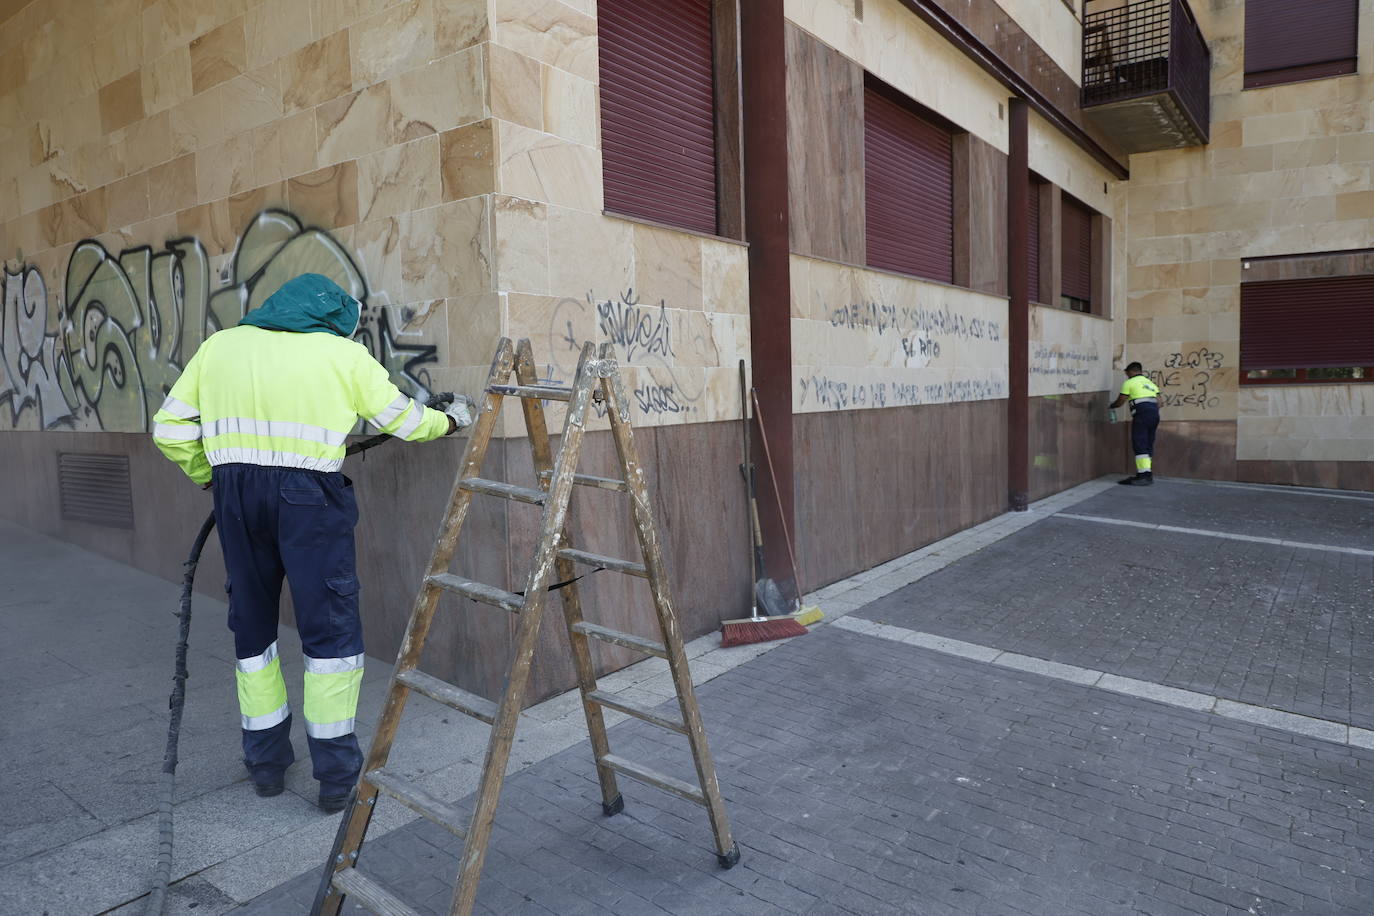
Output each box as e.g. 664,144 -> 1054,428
395,668 -> 499,724
598,753 -> 706,806
459,476 -> 547,505
559,547 -> 648,578
331,867 -> 423,916
538,470 -> 628,492
586,689 -> 686,734
427,573 -> 525,614
489,383 -> 572,402
366,768 -> 469,838
571,621 -> 667,658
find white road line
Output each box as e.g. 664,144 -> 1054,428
1055,512 -> 1374,557
831,616 -> 1366,749
1167,476 -> 1374,504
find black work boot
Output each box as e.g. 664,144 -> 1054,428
1117,474 -> 1142,485
318,792 -> 349,814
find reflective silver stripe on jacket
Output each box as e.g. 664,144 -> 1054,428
202,417 -> 348,447
1130,396 -> 1159,406
303,653 -> 365,675
393,401 -> 424,440
158,396 -> 199,420
242,703 -> 290,731
304,717 -> 356,739
205,448 -> 345,472
153,422 -> 202,441
236,641 -> 280,673
368,394 -> 411,430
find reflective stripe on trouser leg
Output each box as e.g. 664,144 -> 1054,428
1135,454 -> 1152,473
303,653 -> 364,738
236,641 -> 290,730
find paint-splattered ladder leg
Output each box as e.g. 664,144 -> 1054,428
599,343 -> 738,866
448,343 -> 600,916
312,340 -> 516,916
513,341 -> 623,813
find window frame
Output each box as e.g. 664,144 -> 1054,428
1243,0 -> 1360,89
596,0 -> 743,238
861,76 -> 959,285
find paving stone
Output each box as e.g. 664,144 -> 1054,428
233,628 -> 1374,915
856,481 -> 1374,731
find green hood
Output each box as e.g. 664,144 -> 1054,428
239,273 -> 360,337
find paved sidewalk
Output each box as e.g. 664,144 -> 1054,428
5,475 -> 1374,915
856,480 -> 1374,731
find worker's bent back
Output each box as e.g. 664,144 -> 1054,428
152,324 -> 448,485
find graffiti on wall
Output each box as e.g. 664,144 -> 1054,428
0,209 -> 440,432
542,288 -> 712,418
1031,344 -> 1103,393
1147,348 -> 1225,412
794,294 -> 1009,412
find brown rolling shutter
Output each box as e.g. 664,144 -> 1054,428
1028,178 -> 1042,304
1061,194 -> 1093,305
863,87 -> 954,283
1241,275 -> 1374,369
598,0 -> 717,235
1244,0 -> 1359,88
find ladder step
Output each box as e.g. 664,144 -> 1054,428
427,573 -> 525,614
395,668 -> 499,723
538,470 -> 628,492
586,689 -> 687,734
598,753 -> 706,806
571,621 -> 667,659
559,547 -> 648,578
331,867 -> 423,916
489,383 -> 572,402
459,476 -> 547,505
366,768 -> 469,838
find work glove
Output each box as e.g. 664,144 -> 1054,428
444,395 -> 476,433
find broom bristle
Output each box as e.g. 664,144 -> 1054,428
720,617 -> 808,647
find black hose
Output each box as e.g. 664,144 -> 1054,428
146,511 -> 215,915
144,393 -> 455,914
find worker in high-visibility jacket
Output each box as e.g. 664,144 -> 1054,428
1108,361 -> 1161,486
152,273 -> 473,813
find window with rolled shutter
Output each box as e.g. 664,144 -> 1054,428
863,85 -> 955,283
1244,0 -> 1359,88
1061,194 -> 1093,312
598,0 -> 717,235
1029,177 -> 1043,304
1241,275 -> 1374,383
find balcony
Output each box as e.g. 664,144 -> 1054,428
1081,0 -> 1211,153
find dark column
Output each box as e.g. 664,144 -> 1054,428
739,0 -> 796,589
1007,98 -> 1030,512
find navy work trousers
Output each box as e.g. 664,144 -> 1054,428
212,463 -> 364,796
1131,404 -> 1160,466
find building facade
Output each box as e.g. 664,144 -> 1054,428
0,0 -> 1369,700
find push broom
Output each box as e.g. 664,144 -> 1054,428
721,364 -> 809,647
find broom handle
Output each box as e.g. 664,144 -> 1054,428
750,388 -> 802,597
739,361 -> 761,618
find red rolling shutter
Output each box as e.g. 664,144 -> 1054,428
1061,194 -> 1093,305
1028,178 -> 1042,303
863,87 -> 954,283
1244,0 -> 1359,88
1241,276 -> 1374,369
598,0 -> 717,235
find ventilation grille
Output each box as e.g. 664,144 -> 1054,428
58,453 -> 135,529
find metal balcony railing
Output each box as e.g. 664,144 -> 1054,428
1082,0 -> 1210,151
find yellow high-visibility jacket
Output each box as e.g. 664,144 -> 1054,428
152,325 -> 449,484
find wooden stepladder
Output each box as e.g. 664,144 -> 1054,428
313,338 -> 739,916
